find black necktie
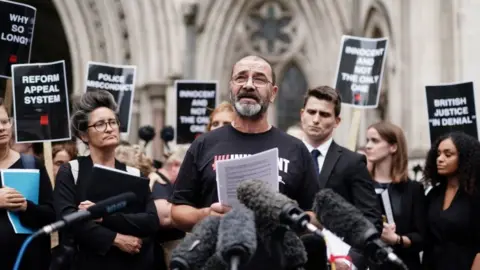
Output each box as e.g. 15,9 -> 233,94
311,149 -> 321,174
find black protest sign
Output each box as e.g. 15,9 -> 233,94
85,61 -> 136,134
11,60 -> 71,143
426,82 -> 478,144
334,35 -> 388,108
176,80 -> 217,144
0,0 -> 36,78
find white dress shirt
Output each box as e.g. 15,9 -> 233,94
304,137 -> 333,174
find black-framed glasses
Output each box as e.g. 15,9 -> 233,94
87,119 -> 119,132
231,75 -> 272,87
0,118 -> 13,128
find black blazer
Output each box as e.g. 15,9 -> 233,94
319,141 -> 382,269
375,180 -> 426,270
320,141 -> 382,229
53,156 -> 160,270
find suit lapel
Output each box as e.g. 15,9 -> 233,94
387,183 -> 406,228
318,141 -> 342,188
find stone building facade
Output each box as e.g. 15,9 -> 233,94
27,0 -> 480,178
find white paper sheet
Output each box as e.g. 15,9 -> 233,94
381,189 -> 395,224
323,228 -> 356,269
215,148 -> 279,208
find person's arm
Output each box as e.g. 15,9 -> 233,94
155,199 -> 173,227
18,162 -> 56,228
53,164 -> 117,255
400,182 -> 426,251
348,154 -> 383,231
296,144 -> 322,228
169,148 -> 210,232
171,204 -> 210,232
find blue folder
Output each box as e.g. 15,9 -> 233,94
1,169 -> 40,234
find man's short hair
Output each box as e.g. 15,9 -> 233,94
231,55 -> 276,85
303,86 -> 342,117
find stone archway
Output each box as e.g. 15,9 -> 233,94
195,0 -> 350,129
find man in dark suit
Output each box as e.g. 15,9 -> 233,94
300,85 -> 382,270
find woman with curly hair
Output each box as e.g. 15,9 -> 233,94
422,131 -> 480,270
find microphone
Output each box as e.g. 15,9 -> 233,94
237,179 -> 323,238
170,216 -> 221,270
281,229 -> 308,270
216,205 -> 257,270
202,255 -> 226,270
40,192 -> 136,235
313,189 -> 408,269
300,233 -> 328,270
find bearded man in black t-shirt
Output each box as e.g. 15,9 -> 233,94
170,55 -> 320,232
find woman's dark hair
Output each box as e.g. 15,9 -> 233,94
423,131 -> 480,195
70,90 -> 118,142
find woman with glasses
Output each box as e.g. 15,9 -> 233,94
0,98 -> 55,270
53,90 -> 159,270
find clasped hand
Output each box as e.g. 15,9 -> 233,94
78,200 -> 103,223
0,187 -> 27,212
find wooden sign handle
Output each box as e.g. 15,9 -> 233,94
346,108 -> 362,151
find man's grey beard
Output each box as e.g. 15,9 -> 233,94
230,92 -> 269,119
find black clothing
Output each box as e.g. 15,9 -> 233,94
423,185 -> 480,270
53,156 -> 160,270
151,172 -> 173,200
318,142 -> 382,269
372,180 -> 426,270
170,125 -> 320,211
319,142 -> 382,230
0,156 -> 55,270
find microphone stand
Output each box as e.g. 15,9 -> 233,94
226,246 -> 247,270
281,205 -> 330,270
229,255 -> 241,270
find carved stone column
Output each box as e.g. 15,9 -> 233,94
145,83 -> 168,160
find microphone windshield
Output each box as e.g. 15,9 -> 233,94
88,192 -> 136,218
282,230 -> 308,268
216,205 -> 257,265
313,189 -> 377,247
171,216 -> 221,270
237,179 -> 297,223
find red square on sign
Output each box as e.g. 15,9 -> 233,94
9,55 -> 17,63
40,115 -> 49,126
354,93 -> 361,101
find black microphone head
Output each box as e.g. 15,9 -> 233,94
216,205 -> 257,265
160,126 -> 175,142
313,189 -> 377,248
237,179 -> 297,224
138,125 -> 156,142
282,230 -> 308,268
300,233 -> 328,270
171,216 -> 221,270
88,192 -> 136,218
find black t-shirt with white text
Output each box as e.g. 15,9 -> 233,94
170,125 -> 320,210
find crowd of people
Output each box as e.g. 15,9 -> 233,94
0,55 -> 479,270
